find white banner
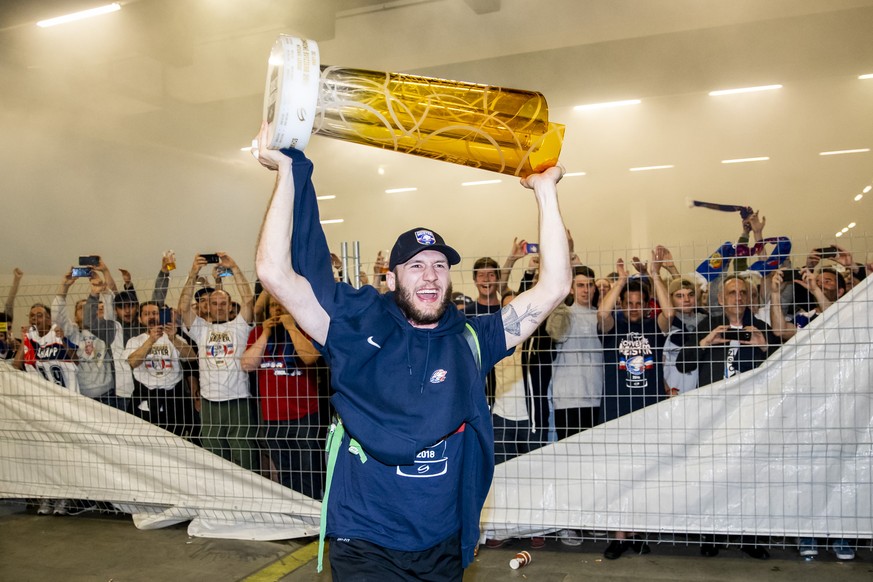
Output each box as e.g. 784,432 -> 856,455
482,279 -> 873,539
2,279 -> 871,541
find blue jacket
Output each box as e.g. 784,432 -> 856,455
283,148 -> 501,567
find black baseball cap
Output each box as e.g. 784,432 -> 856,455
194,287 -> 216,302
388,227 -> 461,270
114,290 -> 139,307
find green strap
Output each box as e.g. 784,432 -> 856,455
317,418 -> 367,573
317,325 -> 479,571
463,323 -> 481,371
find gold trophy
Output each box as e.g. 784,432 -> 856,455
262,35 -> 564,177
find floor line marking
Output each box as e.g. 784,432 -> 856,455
243,541 -> 319,582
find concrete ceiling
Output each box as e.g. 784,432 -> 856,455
2,0 -> 872,284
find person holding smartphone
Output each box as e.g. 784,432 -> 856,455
241,293 -> 323,497
123,302 -> 195,435
672,274 -> 784,559
675,275 -> 782,390
179,253 -> 256,471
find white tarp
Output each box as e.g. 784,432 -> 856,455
0,361 -> 320,540
482,278 -> 873,540
1,279 -> 871,541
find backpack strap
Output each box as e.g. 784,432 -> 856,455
463,322 -> 481,372
317,417 -> 367,573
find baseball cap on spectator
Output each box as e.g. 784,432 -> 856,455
451,292 -> 473,309
668,276 -> 698,296
194,287 -> 216,302
813,258 -> 846,275
114,290 -> 138,307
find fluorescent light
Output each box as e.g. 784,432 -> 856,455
841,227 -> 849,233
836,232 -> 843,237
377,167 -> 385,175
855,194 -> 864,202
461,179 -> 502,187
721,156 -> 770,164
819,148 -> 870,156
708,84 -> 782,96
629,165 -> 674,172
574,99 -> 641,111
860,74 -> 873,80
385,187 -> 417,194
240,146 -> 252,152
37,3 -> 121,27
564,172 -> 586,177
848,222 -> 857,228
316,195 -> 336,201
864,186 -> 872,194
320,219 -> 344,225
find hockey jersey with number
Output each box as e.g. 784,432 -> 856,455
22,325 -> 80,393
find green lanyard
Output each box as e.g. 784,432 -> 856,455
317,418 -> 367,573
317,323 -> 478,572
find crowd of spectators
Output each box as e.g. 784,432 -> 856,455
0,211 -> 869,560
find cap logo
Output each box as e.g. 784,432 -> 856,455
415,230 -> 436,246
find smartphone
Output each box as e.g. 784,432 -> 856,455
200,253 -> 220,264
722,329 -> 752,342
78,255 -> 100,267
71,267 -> 93,278
525,243 -> 539,254
159,306 -> 173,325
814,246 -> 839,259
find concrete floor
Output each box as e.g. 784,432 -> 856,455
1,502 -> 871,582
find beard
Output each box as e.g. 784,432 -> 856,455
395,281 -> 453,326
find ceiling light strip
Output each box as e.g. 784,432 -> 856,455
385,187 -> 417,194
36,3 -> 121,28
859,74 -> 873,80
316,195 -> 336,201
629,165 -> 674,172
320,219 -> 344,225
721,157 -> 770,164
564,172 -> 586,177
819,148 -> 870,156
708,84 -> 782,96
574,99 -> 641,111
461,179 -> 502,187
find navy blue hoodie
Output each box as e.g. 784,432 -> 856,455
283,148 -> 505,567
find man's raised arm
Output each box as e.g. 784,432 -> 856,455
254,122 -> 329,346
501,166 -> 571,350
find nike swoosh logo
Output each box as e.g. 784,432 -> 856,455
367,336 -> 381,349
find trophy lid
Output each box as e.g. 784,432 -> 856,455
262,35 -> 320,151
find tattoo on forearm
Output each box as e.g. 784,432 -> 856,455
502,303 -> 542,336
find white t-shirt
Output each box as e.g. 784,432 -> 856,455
491,349 -> 529,421
549,304 -> 604,409
123,333 -> 184,390
186,314 -> 252,401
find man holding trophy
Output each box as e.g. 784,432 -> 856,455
253,35 -> 569,579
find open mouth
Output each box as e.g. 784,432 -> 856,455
416,289 -> 440,303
